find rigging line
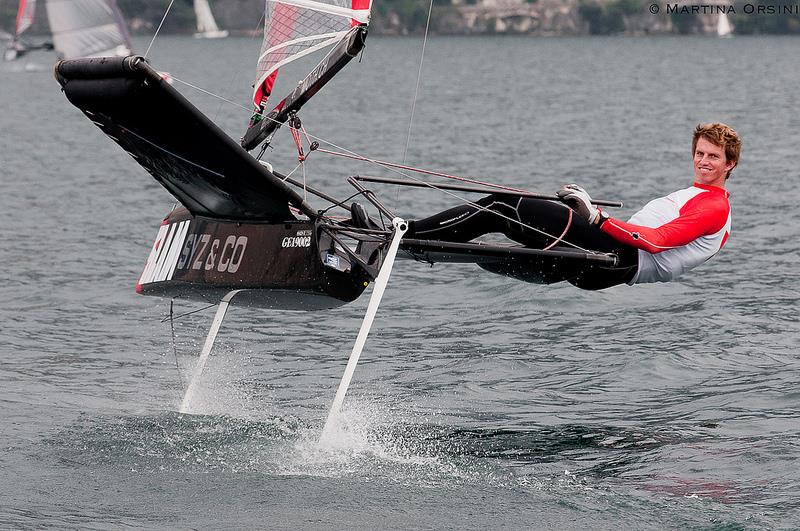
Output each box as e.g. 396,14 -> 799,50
160,303 -> 217,323
285,124 -> 556,213
317,190 -> 373,215
282,119 -> 602,254
302,161 -> 308,202
169,300 -> 184,386
170,75 -> 255,114
281,161 -> 304,180
402,0 -> 435,166
292,126 -> 598,253
213,12 -> 267,123
144,0 -> 176,59
543,208 -> 572,250
303,139 -> 597,253
317,148 -> 531,194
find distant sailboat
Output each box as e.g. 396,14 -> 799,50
193,0 -> 229,39
45,0 -> 133,59
4,0 -> 53,61
717,11 -> 733,37
4,0 -> 132,61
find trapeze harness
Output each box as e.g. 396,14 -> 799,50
409,183 -> 731,290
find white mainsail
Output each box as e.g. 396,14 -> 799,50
252,0 -> 372,109
717,12 -> 733,37
193,0 -> 229,39
45,0 -> 132,60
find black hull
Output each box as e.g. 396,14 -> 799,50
136,208 -> 372,310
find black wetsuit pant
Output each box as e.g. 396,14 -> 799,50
409,194 -> 639,290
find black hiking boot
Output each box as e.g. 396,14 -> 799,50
349,202 -> 382,230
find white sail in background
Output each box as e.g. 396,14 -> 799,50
717,12 -> 733,37
194,0 -> 229,38
45,0 -> 133,60
252,0 -> 372,108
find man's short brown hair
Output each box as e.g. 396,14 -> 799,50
693,122 -> 741,179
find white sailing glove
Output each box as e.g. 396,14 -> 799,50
557,184 -> 601,225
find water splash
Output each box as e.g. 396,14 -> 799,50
275,398 -> 525,489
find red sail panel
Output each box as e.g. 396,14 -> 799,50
15,0 -> 36,36
253,71 -> 277,109
351,0 -> 369,26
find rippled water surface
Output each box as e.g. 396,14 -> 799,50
1,35 -> 798,529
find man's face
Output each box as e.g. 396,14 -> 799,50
694,137 -> 735,187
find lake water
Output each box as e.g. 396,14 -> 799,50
1,34 -> 798,529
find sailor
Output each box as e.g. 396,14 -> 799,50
405,122 -> 741,290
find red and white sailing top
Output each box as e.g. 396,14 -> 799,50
601,183 -> 731,284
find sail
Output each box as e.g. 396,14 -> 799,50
14,0 -> 37,37
252,0 -> 372,109
717,12 -> 732,37
193,0 -> 228,38
45,0 -> 133,60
